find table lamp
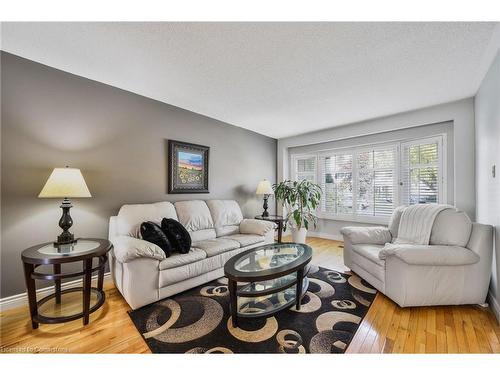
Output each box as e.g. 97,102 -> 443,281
256,179 -> 274,217
38,167 -> 92,245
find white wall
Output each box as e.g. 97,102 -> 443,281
475,50 -> 500,320
278,98 -> 476,238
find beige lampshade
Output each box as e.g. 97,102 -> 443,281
38,168 -> 92,198
256,179 -> 273,195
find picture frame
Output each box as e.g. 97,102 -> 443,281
168,140 -> 210,194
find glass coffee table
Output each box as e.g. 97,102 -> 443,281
224,242 -> 312,327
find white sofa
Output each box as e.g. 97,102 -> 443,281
341,207 -> 493,307
108,199 -> 276,309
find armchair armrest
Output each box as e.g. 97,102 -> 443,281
240,219 -> 277,236
340,226 -> 392,245
111,235 -> 166,263
379,243 -> 479,266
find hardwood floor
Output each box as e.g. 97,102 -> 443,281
1,236 -> 499,354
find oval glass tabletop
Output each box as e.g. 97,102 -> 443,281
233,243 -> 309,273
38,240 -> 101,256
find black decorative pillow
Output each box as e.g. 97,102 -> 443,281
140,221 -> 173,257
161,218 -> 191,254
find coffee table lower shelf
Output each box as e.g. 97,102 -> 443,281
229,275 -> 309,327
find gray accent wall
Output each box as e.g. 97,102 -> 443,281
0,52 -> 277,298
475,50 -> 500,320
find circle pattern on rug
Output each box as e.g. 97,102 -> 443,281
200,285 -> 229,297
276,329 -> 306,353
227,316 -> 278,343
309,330 -> 352,354
331,300 -> 356,310
347,274 -> 377,294
143,296 -> 223,343
323,270 -> 347,283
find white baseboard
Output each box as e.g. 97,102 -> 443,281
487,289 -> 500,323
0,272 -> 112,312
307,231 -> 343,241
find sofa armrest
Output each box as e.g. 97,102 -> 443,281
240,219 -> 277,236
379,243 -> 479,266
340,226 -> 392,245
111,235 -> 166,263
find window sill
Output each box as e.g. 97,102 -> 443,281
316,212 -> 390,225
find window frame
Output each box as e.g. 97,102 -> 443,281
291,154 -> 317,183
290,134 -> 447,225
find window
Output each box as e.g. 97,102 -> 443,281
319,152 -> 353,215
400,137 -> 444,205
291,135 -> 446,223
292,155 -> 316,182
356,146 -> 397,217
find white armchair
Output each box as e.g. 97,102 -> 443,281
341,207 -> 494,307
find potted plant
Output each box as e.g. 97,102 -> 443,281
273,179 -> 322,243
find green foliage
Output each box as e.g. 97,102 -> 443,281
273,180 -> 322,231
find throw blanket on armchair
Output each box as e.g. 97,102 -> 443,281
379,204 -> 452,260
394,204 -> 452,245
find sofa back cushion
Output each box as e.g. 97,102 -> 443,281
430,208 -> 472,247
206,200 -> 243,237
174,200 -> 216,241
117,202 -> 178,237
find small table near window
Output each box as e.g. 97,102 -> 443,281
254,215 -> 285,243
21,238 -> 112,329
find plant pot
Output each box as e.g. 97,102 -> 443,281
291,227 -> 307,244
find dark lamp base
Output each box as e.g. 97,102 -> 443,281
54,233 -> 76,246
55,198 -> 76,246
262,194 -> 270,217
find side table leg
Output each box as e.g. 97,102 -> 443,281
53,264 -> 61,304
296,268 -> 304,310
229,279 -> 238,328
82,258 -> 93,325
23,262 -> 38,329
277,221 -> 283,243
97,255 -> 106,291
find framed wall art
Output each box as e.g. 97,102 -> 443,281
168,140 -> 209,194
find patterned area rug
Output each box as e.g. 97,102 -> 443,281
128,265 -> 377,353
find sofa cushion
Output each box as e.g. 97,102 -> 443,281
159,247 -> 244,287
215,225 -> 240,237
351,244 -> 386,267
341,226 -> 392,245
174,200 -> 214,232
159,248 -> 207,270
240,219 -> 276,236
430,208 -> 472,247
192,238 -> 240,257
206,200 -> 243,236
140,221 -> 173,257
190,228 -> 217,242
117,202 -> 178,237
161,218 -> 191,254
379,243 -> 479,266
220,234 -> 265,247
112,236 -> 166,263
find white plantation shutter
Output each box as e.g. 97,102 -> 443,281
400,137 -> 443,205
319,152 -> 353,214
293,156 -> 316,182
357,146 -> 396,217
291,134 -> 446,222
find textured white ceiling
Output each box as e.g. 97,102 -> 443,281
1,22 -> 499,138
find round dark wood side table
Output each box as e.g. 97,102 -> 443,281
21,238 -> 112,329
254,215 -> 285,243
